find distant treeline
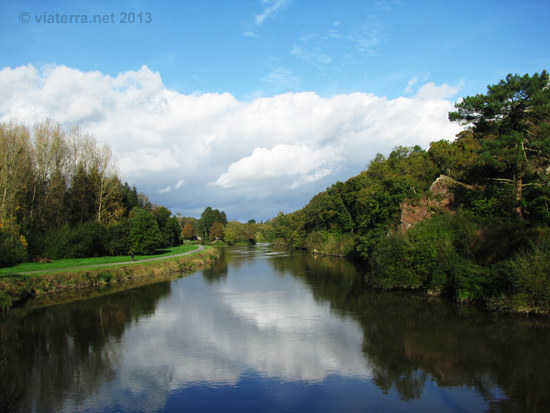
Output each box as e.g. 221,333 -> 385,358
257,70 -> 550,314
0,119 -> 181,265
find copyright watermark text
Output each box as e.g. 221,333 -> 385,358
19,11 -> 152,24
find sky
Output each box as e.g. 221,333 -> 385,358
1,0 -> 549,221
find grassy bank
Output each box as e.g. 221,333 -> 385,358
0,246 -> 220,311
0,244 -> 199,276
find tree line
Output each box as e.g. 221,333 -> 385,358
178,206 -> 260,246
257,70 -> 550,314
0,119 -> 181,266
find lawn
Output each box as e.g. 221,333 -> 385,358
0,244 -> 199,276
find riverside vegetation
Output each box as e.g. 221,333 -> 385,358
257,71 -> 550,315
2,71 -> 550,315
0,119 -> 221,309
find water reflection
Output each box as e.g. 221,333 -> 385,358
1,244 -> 549,412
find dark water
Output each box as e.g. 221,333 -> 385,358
1,244 -> 550,412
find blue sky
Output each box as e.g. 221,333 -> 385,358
1,0 -> 549,221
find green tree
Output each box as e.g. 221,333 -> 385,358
152,206 -> 181,247
106,218 -> 131,256
66,163 -> 96,225
449,70 -> 550,221
198,207 -> 227,240
128,208 -> 163,254
0,219 -> 27,267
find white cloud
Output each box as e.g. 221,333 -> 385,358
415,81 -> 463,100
404,76 -> 418,93
261,67 -> 301,89
0,64 -> 463,220
211,144 -> 341,189
255,0 -> 292,25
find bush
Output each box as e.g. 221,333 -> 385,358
44,225 -> 72,259
70,221 -> 107,258
369,212 -> 486,301
106,218 -> 131,255
305,231 -> 357,257
493,235 -> 550,314
369,230 -> 420,289
0,231 -> 27,267
44,221 -> 107,259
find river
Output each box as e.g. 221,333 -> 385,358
1,244 -> 549,412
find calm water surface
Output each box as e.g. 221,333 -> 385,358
1,244 -> 550,412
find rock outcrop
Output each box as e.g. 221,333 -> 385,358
400,175 -> 472,231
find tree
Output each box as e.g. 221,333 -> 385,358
181,223 -> 195,240
209,222 -> 224,240
449,70 -> 550,221
0,218 -> 27,267
128,208 -> 163,254
198,207 -> 227,240
0,121 -> 33,225
121,182 -> 140,215
66,163 -> 96,225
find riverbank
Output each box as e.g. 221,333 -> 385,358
0,246 -> 221,311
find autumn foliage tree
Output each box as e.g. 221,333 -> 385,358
181,223 -> 195,240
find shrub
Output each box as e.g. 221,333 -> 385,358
106,218 -> 131,255
70,221 -> 107,258
0,231 -> 27,267
44,221 -> 107,259
306,231 -> 357,257
369,212 -> 486,301
499,235 -> 550,314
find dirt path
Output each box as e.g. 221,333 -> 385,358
17,245 -> 206,275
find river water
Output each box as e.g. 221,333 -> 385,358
1,244 -> 550,412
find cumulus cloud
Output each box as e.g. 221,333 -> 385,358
415,81 -> 462,100
211,144 -> 341,189
0,64 -> 462,220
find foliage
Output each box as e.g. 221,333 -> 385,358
223,220 -> 258,245
128,208 -> 163,255
153,206 -> 182,247
44,222 -> 107,259
369,213 -> 485,301
262,71 -> 550,314
305,231 -> 357,257
181,223 -> 195,240
449,70 -> 550,222
105,218 -> 131,256
0,219 -> 27,267
0,119 -> 190,266
209,222 -> 224,239
197,206 -> 227,240
488,233 -> 550,314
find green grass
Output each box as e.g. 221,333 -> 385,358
0,244 -> 198,276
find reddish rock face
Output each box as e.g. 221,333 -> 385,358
399,175 -> 460,232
